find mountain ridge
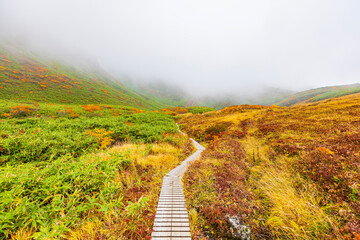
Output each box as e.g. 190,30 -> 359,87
0,44 -> 171,110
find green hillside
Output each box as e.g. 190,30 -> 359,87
275,83 -> 360,106
0,47 -> 170,110
125,80 -> 189,107
0,46 -> 191,239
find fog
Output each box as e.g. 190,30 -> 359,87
1,0 -> 359,97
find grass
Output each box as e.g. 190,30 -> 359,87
243,137 -> 337,239
179,93 -> 360,239
2,43 -> 360,239
2,139 -> 193,239
0,103 -> 177,165
186,106 -> 215,114
275,84 -> 360,106
0,48 -> 213,238
156,106 -> 215,116
0,98 -> 194,239
65,140 -> 193,239
311,86 -> 360,102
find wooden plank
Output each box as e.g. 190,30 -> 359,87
151,138 -> 205,239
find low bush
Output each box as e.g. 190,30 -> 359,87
0,112 -> 177,165
186,106 -> 214,114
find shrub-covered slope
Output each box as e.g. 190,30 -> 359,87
0,47 -> 169,110
275,83 -> 360,106
0,100 -> 194,239
179,93 -> 360,239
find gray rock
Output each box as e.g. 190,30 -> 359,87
227,215 -> 251,240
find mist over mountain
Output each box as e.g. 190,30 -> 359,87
1,0 -> 359,100
3,40 -> 359,109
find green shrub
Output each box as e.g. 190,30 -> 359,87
187,106 -> 215,114
0,112 -> 177,165
0,153 -> 128,239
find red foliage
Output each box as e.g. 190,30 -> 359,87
185,137 -> 271,239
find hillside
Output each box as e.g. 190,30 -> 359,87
274,83 -> 360,106
125,80 -> 189,107
0,46 -> 202,239
0,46 -> 170,110
178,93 -> 360,239
193,84 -> 360,108
192,84 -> 360,108
0,97 -> 195,239
1,43 -> 359,240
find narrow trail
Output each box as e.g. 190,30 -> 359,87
151,138 -> 205,240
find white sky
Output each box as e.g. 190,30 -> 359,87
0,0 -> 359,96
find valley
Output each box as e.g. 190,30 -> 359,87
1,1 -> 359,239
0,46 -> 359,239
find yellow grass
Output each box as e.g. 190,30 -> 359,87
117,143 -> 179,165
242,137 -> 340,239
10,229 -> 34,240
67,139 -> 189,239
179,93 -> 360,238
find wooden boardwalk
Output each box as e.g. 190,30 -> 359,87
152,139 -> 205,240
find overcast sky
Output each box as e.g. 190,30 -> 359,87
0,0 -> 359,96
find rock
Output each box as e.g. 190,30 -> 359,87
227,215 -> 251,240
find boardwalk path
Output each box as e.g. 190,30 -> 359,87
151,138 -> 205,240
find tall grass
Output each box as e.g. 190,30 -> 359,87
0,111 -> 177,165
0,100 -> 194,239
243,137 -> 340,239
1,135 -> 193,239
180,94 -> 360,238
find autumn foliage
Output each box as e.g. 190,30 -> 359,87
2,105 -> 34,117
0,106 -> 181,239
60,107 -> 79,118
180,93 -> 360,239
185,137 -> 271,239
85,128 -> 114,149
0,50 -> 167,109
221,104 -> 278,114
158,107 -> 189,115
81,104 -> 102,112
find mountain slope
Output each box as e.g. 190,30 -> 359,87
178,92 -> 360,239
125,80 -> 189,107
274,83 -> 360,106
0,46 -> 170,110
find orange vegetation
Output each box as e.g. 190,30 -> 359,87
85,128 -> 114,149
63,107 -> 79,118
10,106 -> 33,117
179,93 -> 360,239
158,107 -> 189,115
81,105 -> 102,112
130,108 -> 144,113
221,104 -> 278,114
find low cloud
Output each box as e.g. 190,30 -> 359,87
1,0 -> 359,97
